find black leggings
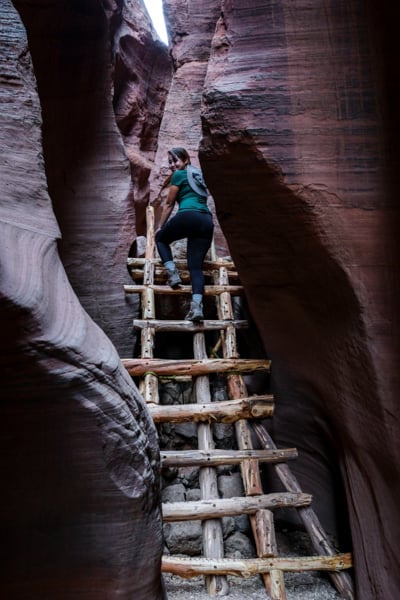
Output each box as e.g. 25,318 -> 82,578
155,210 -> 214,295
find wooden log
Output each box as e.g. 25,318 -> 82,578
255,510 -> 277,558
145,205 -> 155,261
252,422 -> 355,600
149,396 -> 274,423
140,373 -> 159,404
160,448 -> 298,468
132,319 -> 248,332
255,510 -> 286,598
140,326 -> 154,358
211,254 -> 275,597
137,212 -> 159,403
270,569 -> 286,600
122,357 -> 271,377
124,284 -> 244,296
161,554 -> 353,577
127,257 -> 236,270
129,267 -> 240,281
141,287 -> 155,320
193,330 -> 229,595
162,492 -> 312,521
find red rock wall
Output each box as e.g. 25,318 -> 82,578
2,0 -> 399,598
149,0 -> 229,255
13,0 -> 171,357
1,0 -> 165,598
198,1 -> 399,599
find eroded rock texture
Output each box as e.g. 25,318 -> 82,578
13,0 -> 171,356
1,1 -> 165,598
2,0 -> 399,598
149,0 -> 228,255
198,1 -> 399,599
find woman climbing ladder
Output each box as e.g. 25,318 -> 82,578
155,147 -> 213,322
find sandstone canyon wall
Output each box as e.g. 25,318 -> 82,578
1,0 -> 399,599
149,0 -> 228,255
198,1 -> 399,599
1,0 -> 167,598
151,1 -> 399,598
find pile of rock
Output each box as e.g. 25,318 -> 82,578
158,380 -> 256,559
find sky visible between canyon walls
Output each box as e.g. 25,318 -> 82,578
144,0 -> 169,44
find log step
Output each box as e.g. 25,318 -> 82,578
124,284 -> 244,295
129,268 -> 240,281
149,396 -> 274,423
160,448 -> 298,468
162,492 -> 312,521
122,357 -> 271,377
133,318 -> 248,332
161,553 -> 353,577
128,257 -> 236,270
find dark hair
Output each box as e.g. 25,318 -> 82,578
169,147 -> 191,164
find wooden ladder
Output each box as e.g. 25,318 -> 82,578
122,205 -> 354,599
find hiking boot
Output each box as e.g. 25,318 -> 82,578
166,265 -> 182,288
185,300 -> 204,322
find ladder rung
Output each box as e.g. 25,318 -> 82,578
122,357 -> 271,377
162,492 -> 312,521
124,284 -> 244,295
160,448 -> 297,468
161,553 -> 353,577
150,396 -> 274,423
129,268 -> 240,281
127,257 -> 236,270
133,318 -> 248,332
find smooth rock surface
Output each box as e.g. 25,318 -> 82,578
199,2 -> 400,598
0,1 -> 165,598
2,0 -> 399,599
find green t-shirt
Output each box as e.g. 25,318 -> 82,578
171,169 -> 210,213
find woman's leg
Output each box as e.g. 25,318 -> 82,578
187,236 -> 212,295
156,211 -> 213,300
186,213 -> 214,295
155,215 -> 185,287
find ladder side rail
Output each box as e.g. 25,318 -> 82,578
252,423 -> 354,600
211,244 -> 279,597
193,331 -> 229,596
139,205 -> 159,404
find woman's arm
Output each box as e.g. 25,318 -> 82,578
157,185 -> 179,229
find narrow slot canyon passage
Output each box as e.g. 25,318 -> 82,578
1,1 -> 399,599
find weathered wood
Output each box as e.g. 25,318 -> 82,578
144,205 -> 155,260
213,261 -> 263,495
161,553 -> 353,577
128,257 -> 236,270
253,422 -> 355,600
140,325 -> 154,358
122,357 -> 271,377
129,267 -> 240,282
211,252 -> 274,597
255,510 -> 277,558
149,396 -> 274,423
124,283 -> 244,295
141,287 -> 155,321
162,492 -> 312,521
269,569 -> 287,600
160,448 -> 297,468
137,207 -> 159,403
255,510 -> 286,598
133,319 -> 248,332
140,373 -> 159,404
193,331 -> 229,595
